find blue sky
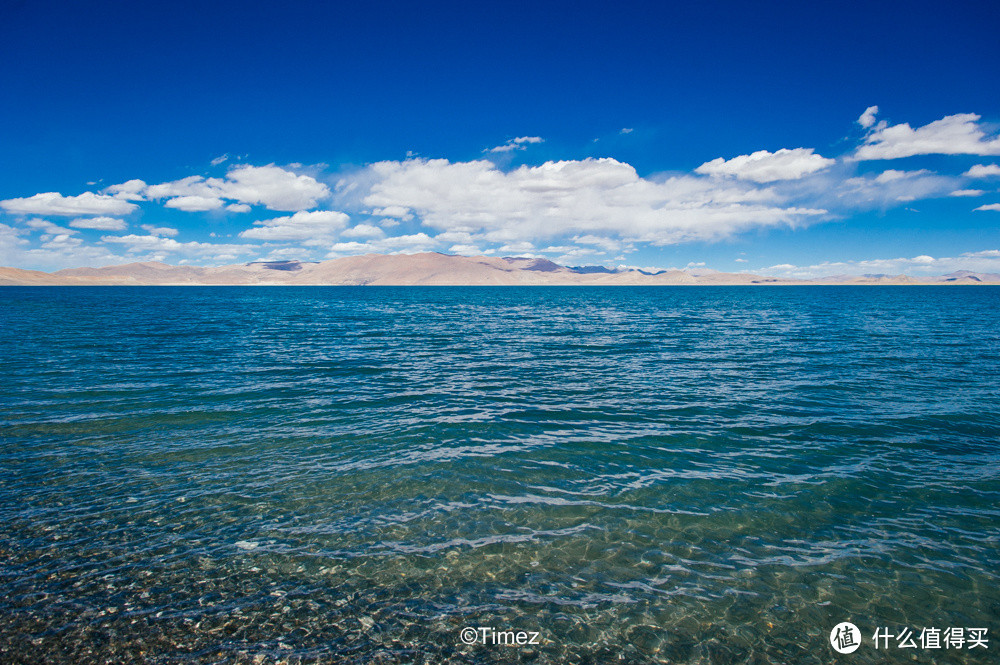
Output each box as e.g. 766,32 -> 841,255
2,0 -> 999,277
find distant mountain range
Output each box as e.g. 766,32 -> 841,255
2,254 -> 999,286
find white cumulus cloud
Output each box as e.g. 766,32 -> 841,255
341,223 -> 386,239
371,205 -> 414,221
100,234 -> 256,259
974,203 -> 1000,212
164,196 -> 224,212
221,164 -> 330,211
858,106 -> 879,128
104,179 -> 147,201
855,113 -> 1000,160
964,163 -> 1000,178
25,218 -> 76,235
239,210 -> 350,243
873,169 -> 930,183
68,216 -> 128,231
327,232 -> 437,256
0,192 -> 138,217
141,164 -> 331,213
140,224 -> 179,236
487,136 -> 545,153
837,169 -> 956,207
695,148 -> 835,183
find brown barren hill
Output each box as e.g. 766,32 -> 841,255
2,253 -> 1000,286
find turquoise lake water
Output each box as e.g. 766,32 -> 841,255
1,286 -> 998,664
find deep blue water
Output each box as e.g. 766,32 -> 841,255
1,286 -> 998,664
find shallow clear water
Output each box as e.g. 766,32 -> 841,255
1,286 -> 998,664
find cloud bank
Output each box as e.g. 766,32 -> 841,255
1,109 -> 998,271
364,157 -> 823,246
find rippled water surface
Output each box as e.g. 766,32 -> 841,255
1,286 -> 998,664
